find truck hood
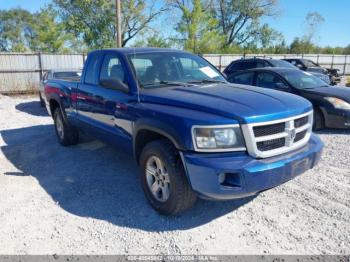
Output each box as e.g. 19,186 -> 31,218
140,83 -> 312,124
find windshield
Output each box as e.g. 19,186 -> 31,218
303,59 -> 319,67
127,52 -> 226,88
269,60 -> 297,69
282,71 -> 328,89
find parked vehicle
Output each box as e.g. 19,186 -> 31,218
39,69 -> 81,106
282,58 -> 341,85
227,67 -> 350,130
223,57 -> 330,84
44,48 -> 323,215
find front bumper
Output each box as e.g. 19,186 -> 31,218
323,108 -> 350,129
181,134 -> 323,200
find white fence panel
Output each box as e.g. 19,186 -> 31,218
41,54 -> 84,70
0,52 -> 349,93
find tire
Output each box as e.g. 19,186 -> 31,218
39,93 -> 45,107
53,108 -> 79,146
313,107 -> 324,131
139,139 -> 197,215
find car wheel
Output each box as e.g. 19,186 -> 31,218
140,139 -> 197,215
53,108 -> 79,146
39,93 -> 45,107
313,107 -> 324,131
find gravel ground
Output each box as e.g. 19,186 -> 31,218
0,94 -> 349,255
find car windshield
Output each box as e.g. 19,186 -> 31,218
269,60 -> 297,69
127,51 -> 226,88
282,71 -> 328,89
302,59 -> 319,67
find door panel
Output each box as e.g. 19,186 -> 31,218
76,51 -> 135,152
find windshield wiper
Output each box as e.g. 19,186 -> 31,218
159,80 -> 191,86
187,79 -> 227,84
141,80 -> 191,88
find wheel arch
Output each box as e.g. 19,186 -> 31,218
133,119 -> 186,164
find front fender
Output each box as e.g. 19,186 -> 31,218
133,118 -> 187,151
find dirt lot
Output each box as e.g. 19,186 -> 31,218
0,94 -> 349,255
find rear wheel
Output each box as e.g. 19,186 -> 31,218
53,108 -> 79,146
313,107 -> 324,131
140,140 -> 197,215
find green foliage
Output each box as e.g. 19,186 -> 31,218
0,7 -> 83,52
0,8 -> 35,52
54,0 -> 166,49
212,0 -> 279,47
170,0 -> 224,53
133,35 -> 172,48
54,0 -> 116,49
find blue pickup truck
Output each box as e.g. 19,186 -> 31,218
44,48 -> 323,215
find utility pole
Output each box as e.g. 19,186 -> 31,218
116,0 -> 122,48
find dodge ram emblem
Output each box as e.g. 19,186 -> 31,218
286,128 -> 297,146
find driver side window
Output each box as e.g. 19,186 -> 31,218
256,72 -> 288,89
100,54 -> 126,83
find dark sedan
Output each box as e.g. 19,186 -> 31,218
282,58 -> 341,85
227,67 -> 350,130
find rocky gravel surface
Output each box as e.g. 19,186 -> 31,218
0,95 -> 349,255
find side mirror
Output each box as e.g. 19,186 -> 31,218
100,78 -> 129,93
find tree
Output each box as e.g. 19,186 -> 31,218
212,0 -> 279,47
344,44 -> 350,55
31,6 -> 80,52
0,8 -> 35,51
256,23 -> 284,49
304,12 -> 325,44
169,0 -> 224,53
0,7 -> 83,53
290,37 -> 315,54
54,0 -> 166,49
133,35 -> 172,47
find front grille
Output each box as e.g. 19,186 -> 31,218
243,111 -> 313,158
253,122 -> 285,137
294,116 -> 309,128
257,138 -> 285,151
294,130 -> 307,142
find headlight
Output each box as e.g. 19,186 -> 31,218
325,97 -> 350,110
192,125 -> 246,152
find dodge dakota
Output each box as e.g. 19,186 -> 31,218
44,48 -> 323,215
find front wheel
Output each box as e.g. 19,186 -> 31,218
139,140 -> 197,215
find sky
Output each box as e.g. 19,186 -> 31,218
1,0 -> 349,47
